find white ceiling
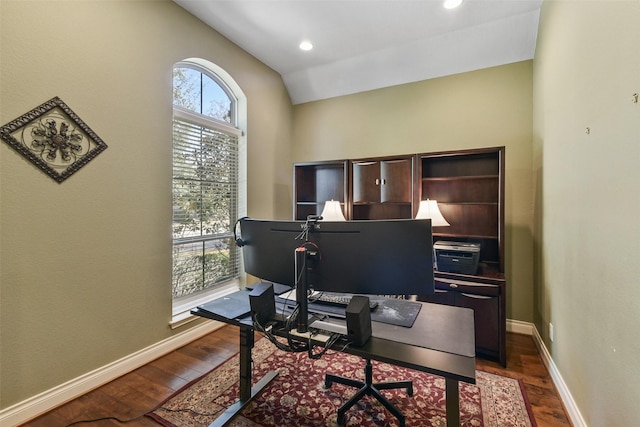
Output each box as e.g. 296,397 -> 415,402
173,0 -> 542,104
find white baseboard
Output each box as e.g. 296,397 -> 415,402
508,319 -> 587,427
507,318 -> 535,335
529,325 -> 588,427
0,320 -> 224,427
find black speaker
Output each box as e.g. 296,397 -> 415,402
249,282 -> 275,324
345,296 -> 372,346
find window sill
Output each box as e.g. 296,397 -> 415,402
170,281 -> 240,329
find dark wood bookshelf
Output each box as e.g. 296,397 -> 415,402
293,147 -> 507,365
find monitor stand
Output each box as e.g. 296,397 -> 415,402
294,245 -> 311,333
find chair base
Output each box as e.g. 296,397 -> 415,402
324,358 -> 413,426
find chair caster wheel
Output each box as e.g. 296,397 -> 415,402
337,414 -> 345,425
408,385 -> 414,396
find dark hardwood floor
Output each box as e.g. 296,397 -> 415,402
20,326 -> 571,426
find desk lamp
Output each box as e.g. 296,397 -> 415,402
320,200 -> 346,221
415,199 -> 450,226
416,199 -> 449,271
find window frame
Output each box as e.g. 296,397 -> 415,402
174,61 -> 237,125
170,59 -> 247,327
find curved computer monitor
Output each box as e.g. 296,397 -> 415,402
238,218 -> 434,296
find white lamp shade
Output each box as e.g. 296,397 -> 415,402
320,200 -> 346,221
443,0 -> 463,9
415,199 -> 450,226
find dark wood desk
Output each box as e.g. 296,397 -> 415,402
192,290 -> 476,427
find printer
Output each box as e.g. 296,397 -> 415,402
433,241 -> 481,275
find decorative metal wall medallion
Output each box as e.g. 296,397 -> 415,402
0,96 -> 107,183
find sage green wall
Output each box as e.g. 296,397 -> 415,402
292,61 -> 534,323
534,1 -> 640,424
0,0 -> 292,408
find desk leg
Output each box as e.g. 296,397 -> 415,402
239,326 -> 253,401
445,378 -> 460,427
208,326 -> 278,427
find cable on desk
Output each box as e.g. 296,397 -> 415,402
307,330 -> 341,360
252,310 -> 308,353
252,301 -> 342,360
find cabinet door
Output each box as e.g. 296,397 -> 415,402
352,161 -> 381,203
431,274 -> 505,365
380,159 -> 412,203
457,292 -> 500,359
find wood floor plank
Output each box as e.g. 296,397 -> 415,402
149,351 -> 210,380
20,326 -> 571,426
132,363 -> 191,394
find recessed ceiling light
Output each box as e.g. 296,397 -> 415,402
299,40 -> 313,51
443,0 -> 463,9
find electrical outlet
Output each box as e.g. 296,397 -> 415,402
549,323 -> 554,342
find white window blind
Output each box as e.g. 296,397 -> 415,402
171,112 -> 240,301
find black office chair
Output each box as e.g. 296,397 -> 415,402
325,358 -> 412,426
324,295 -> 414,427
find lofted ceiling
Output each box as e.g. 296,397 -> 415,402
173,0 -> 542,104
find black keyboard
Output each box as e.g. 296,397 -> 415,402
311,294 -> 378,311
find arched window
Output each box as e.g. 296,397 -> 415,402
173,64 -> 234,123
171,60 -> 246,324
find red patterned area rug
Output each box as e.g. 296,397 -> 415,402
149,337 -> 536,427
